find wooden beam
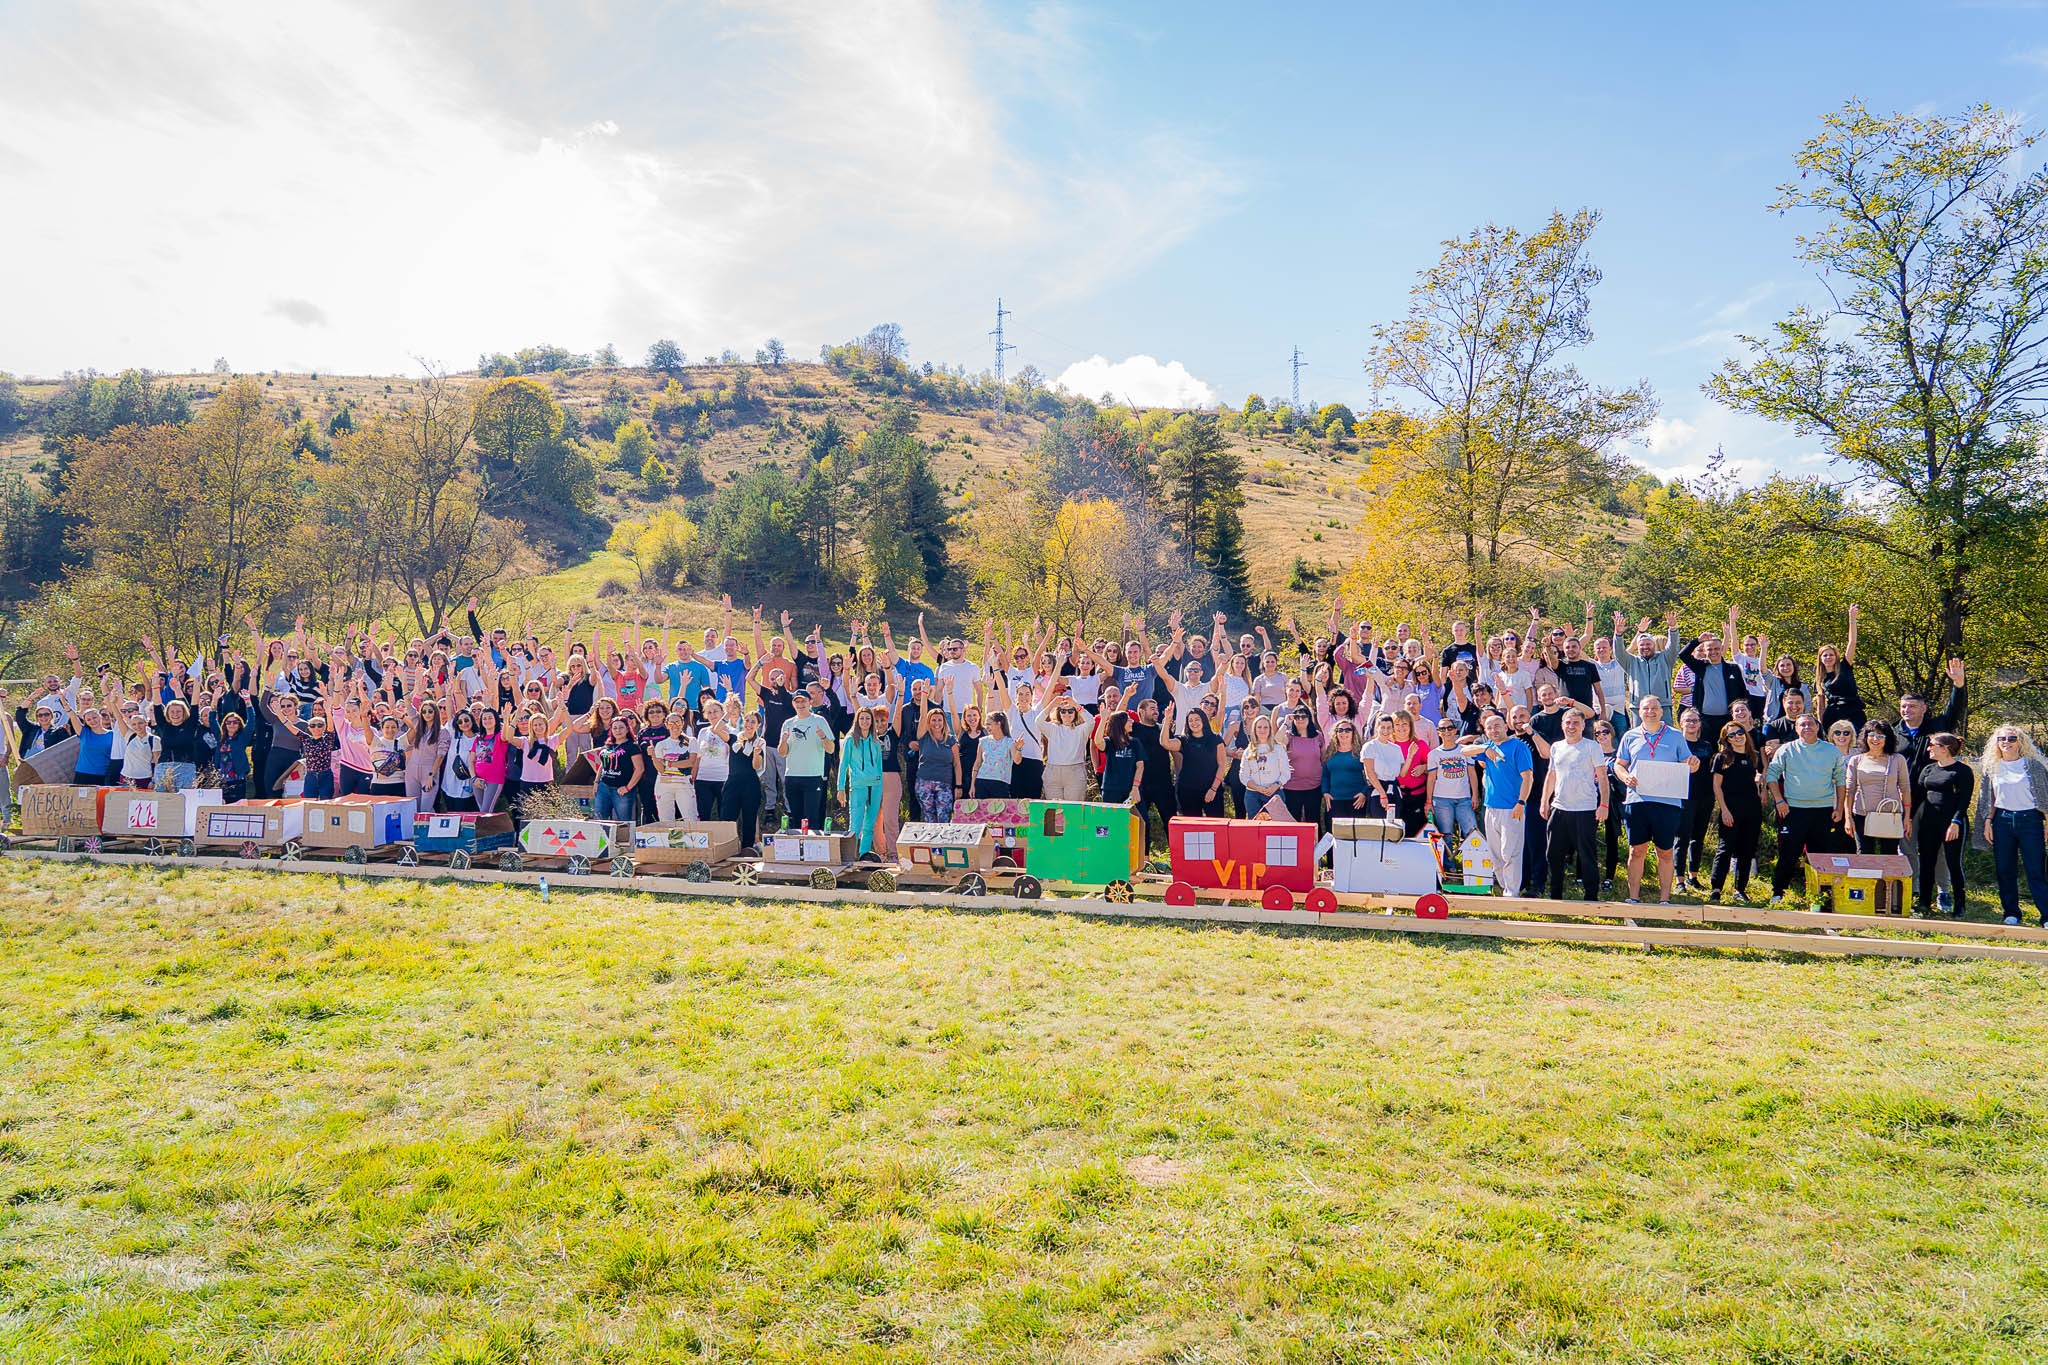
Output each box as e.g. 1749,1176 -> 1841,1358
6,849 -> 2048,965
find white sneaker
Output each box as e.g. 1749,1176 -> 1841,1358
2005,915 -> 2022,926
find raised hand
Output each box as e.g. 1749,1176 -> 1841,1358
1947,657 -> 1965,687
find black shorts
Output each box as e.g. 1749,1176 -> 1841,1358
1624,801 -> 1683,850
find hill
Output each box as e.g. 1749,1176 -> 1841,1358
4,860 -> 2046,1362
0,363 -> 1377,636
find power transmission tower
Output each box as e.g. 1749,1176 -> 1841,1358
990,298 -> 1017,416
1289,345 -> 1307,415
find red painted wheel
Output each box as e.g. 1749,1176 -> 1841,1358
1261,884 -> 1295,911
1415,893 -> 1450,920
1164,880 -> 1197,907
1305,888 -> 1338,914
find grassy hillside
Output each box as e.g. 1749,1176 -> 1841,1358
1,365 -> 1375,636
3,861 -> 2046,1362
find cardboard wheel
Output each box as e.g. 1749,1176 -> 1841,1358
1415,893 -> 1450,920
956,871 -> 987,897
144,838 -> 166,857
1261,885 -> 1295,911
449,850 -> 472,870
1103,879 -> 1134,904
54,837 -> 73,854
239,840 -> 262,860
566,855 -> 591,876
81,836 -> 102,854
1012,874 -> 1043,901
178,838 -> 196,858
396,844 -> 419,867
1305,888 -> 1338,914
499,850 -> 524,872
809,867 -> 837,890
684,861 -> 712,883
1164,880 -> 1197,907
991,856 -> 1018,871
866,869 -> 897,893
343,844 -> 367,865
0,833 -> 10,851
733,863 -> 758,886
279,840 -> 302,864
610,858 -> 635,879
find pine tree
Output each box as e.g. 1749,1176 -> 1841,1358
1202,503 -> 1254,612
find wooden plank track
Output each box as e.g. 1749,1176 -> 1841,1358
6,848 -> 2047,966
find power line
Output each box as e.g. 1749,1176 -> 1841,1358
990,298 -> 1017,416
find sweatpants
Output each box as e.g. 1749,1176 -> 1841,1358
784,774 -> 826,831
846,780 -> 882,857
1484,806 -> 1526,898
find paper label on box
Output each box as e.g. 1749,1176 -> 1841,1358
428,814 -> 460,838
209,811 -> 267,839
800,838 -> 831,862
126,801 -> 159,831
348,811 -> 367,833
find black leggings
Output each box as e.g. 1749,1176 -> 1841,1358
695,779 -> 724,821
1176,783 -> 1224,817
1914,819 -> 1966,913
263,749 -> 299,798
1712,805 -> 1762,895
722,775 -> 762,849
1676,797 -> 1713,879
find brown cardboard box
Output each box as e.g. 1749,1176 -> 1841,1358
101,789 -> 224,838
301,795 -> 418,848
630,820 -> 742,866
764,829 -> 858,867
18,784 -> 111,838
895,822 -> 998,874
197,800 -> 307,848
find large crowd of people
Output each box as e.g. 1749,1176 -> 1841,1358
5,595 -> 2047,926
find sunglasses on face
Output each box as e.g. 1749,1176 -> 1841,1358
1998,734 -> 2022,743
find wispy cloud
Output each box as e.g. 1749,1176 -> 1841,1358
0,0 -> 1239,376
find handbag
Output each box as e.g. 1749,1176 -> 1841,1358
1863,799 -> 1905,841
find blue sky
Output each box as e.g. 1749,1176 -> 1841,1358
3,0 -> 2046,480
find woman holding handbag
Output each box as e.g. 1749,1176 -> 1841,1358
1846,721 -> 1910,855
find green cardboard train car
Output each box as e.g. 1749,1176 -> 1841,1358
1021,800 -> 1146,886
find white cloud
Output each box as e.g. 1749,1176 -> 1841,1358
1639,403 -> 1820,484
0,0 -> 1236,377
1054,355 -> 1217,408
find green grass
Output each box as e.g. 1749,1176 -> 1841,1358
3,860 -> 2047,1363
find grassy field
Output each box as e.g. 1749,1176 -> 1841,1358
4,861 -> 2046,1363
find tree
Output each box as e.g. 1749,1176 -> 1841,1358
1203,503 -> 1254,611
60,378 -> 299,655
1315,402 -> 1357,438
1368,209 -> 1654,598
1041,499 -> 1129,634
756,338 -> 788,366
470,377 -> 596,511
1155,415 -> 1241,567
860,323 -> 908,367
613,419 -> 656,471
1709,101 -> 2048,668
646,339 -> 686,373
330,374 -> 517,633
608,510 -> 696,589
596,343 -> 621,367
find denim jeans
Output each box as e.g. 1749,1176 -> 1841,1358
1433,796 -> 1478,870
593,782 -> 635,822
1991,808 -> 2048,922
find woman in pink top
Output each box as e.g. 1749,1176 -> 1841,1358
327,678 -> 378,797
1282,706 -> 1325,825
471,709 -> 513,814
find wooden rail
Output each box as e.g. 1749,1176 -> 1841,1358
7,847 -> 2048,966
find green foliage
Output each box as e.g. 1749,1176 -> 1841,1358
326,404 -> 355,437
0,372 -> 24,434
471,377 -> 596,513
1314,402 -> 1357,438
638,452 -> 671,495
611,418 -> 655,470
588,381 -> 634,441
1709,100 -> 2048,662
606,509 -> 694,589
475,344 -> 591,378
645,338 -> 685,373
692,467 -> 811,588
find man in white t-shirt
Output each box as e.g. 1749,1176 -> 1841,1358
934,638 -> 981,716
